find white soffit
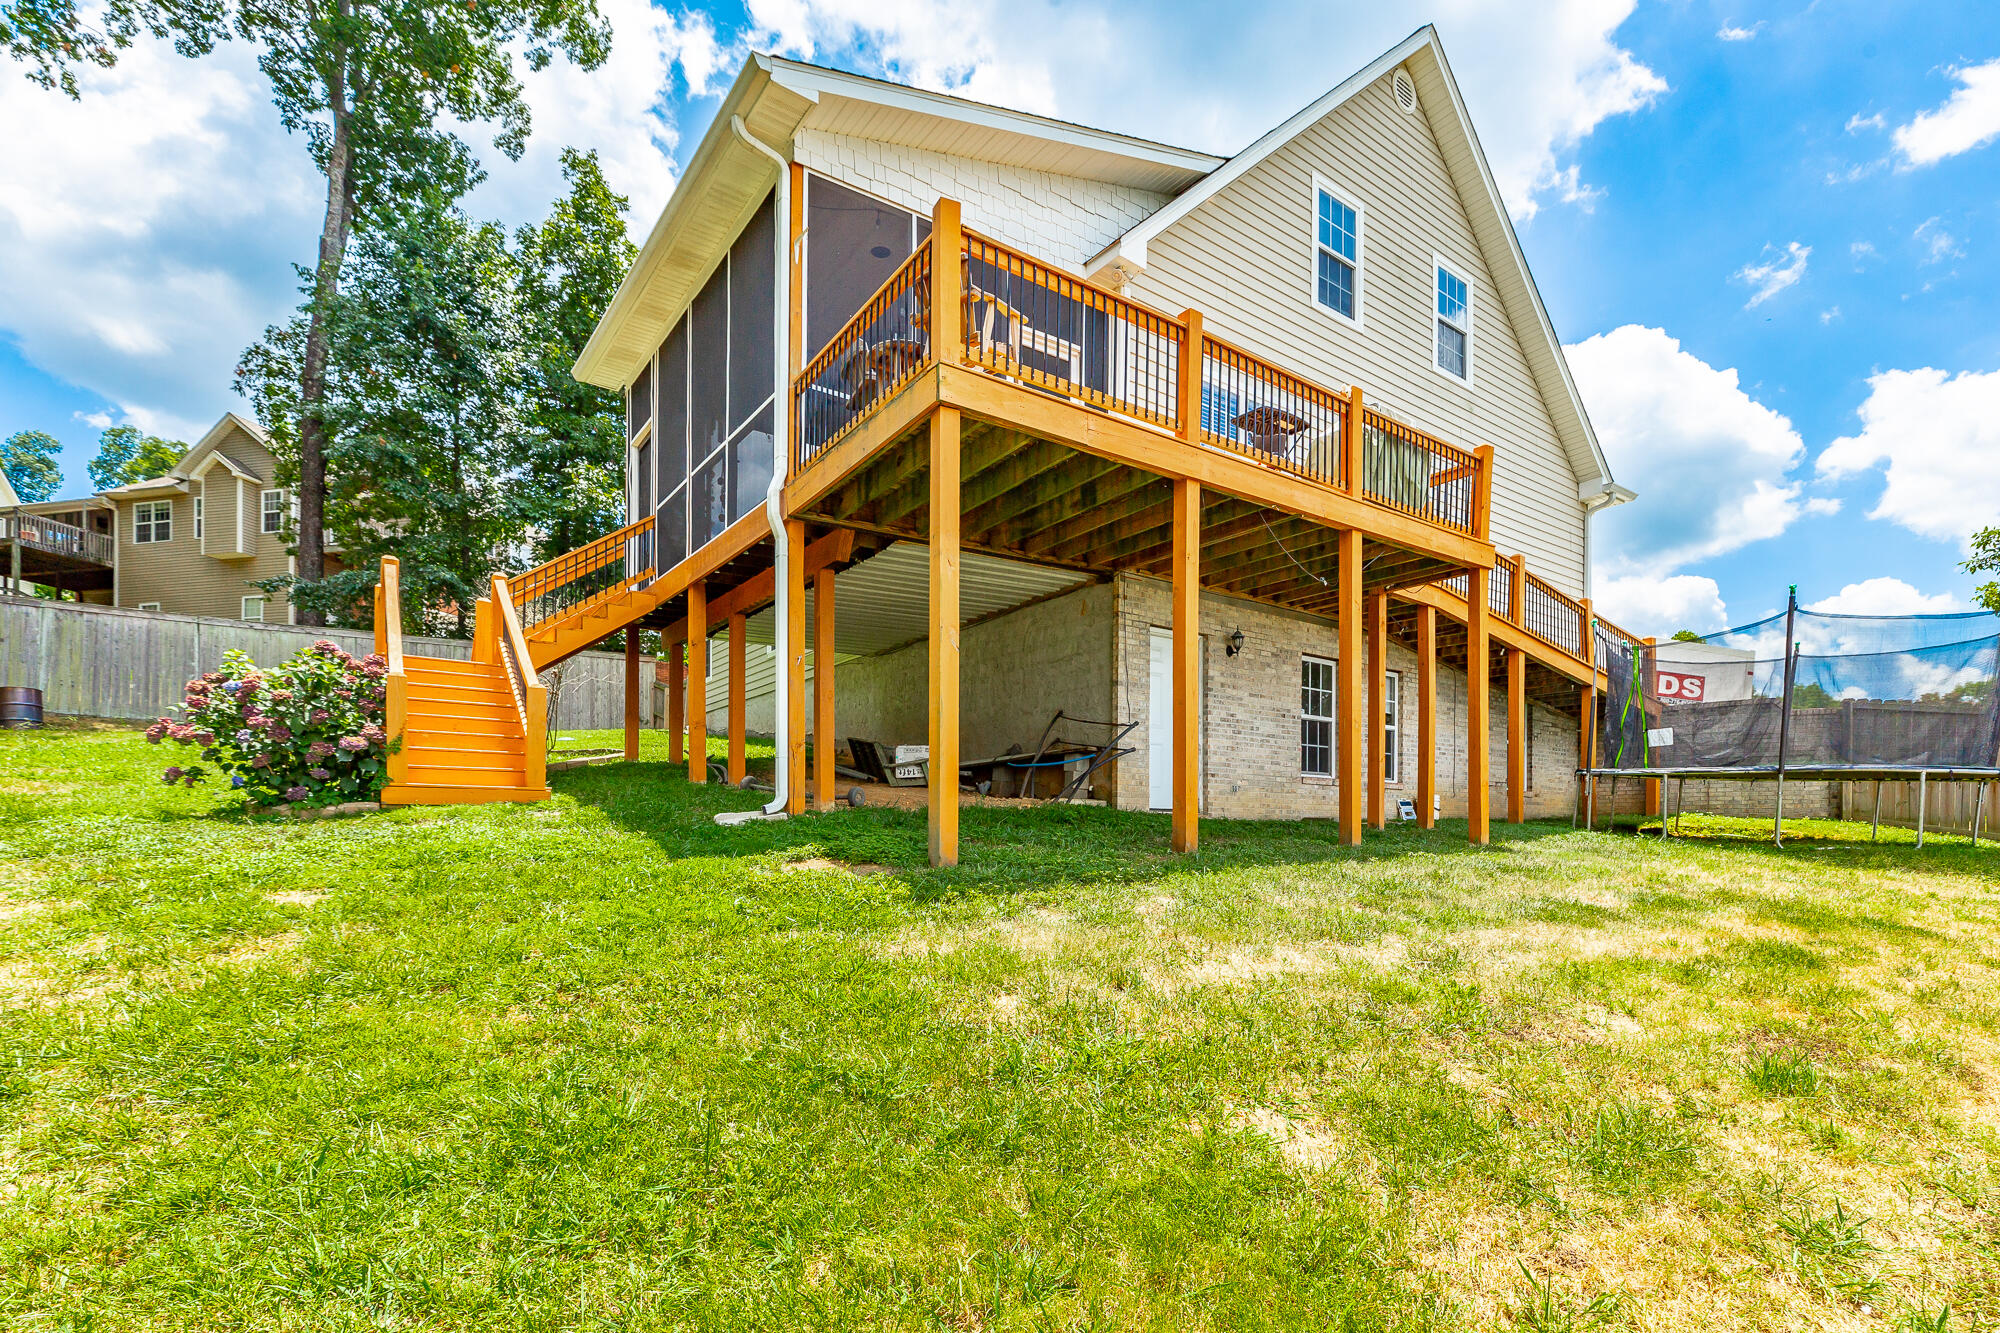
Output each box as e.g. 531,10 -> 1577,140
740,541 -> 1092,658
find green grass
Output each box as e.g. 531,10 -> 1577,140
2,721 -> 1999,1330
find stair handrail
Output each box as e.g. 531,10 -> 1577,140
374,556 -> 408,789
491,572 -> 547,793
509,515 -> 655,632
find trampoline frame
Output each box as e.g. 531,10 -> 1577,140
1573,764 -> 1998,848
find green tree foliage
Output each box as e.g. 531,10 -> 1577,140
87,424 -> 185,489
1,429 -> 63,502
1965,526 -> 2000,616
1671,629 -> 1703,642
241,194 -> 524,635
1789,682 -> 1836,709
513,148 -> 636,562
7,0 -> 611,623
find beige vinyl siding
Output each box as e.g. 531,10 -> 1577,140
113,425 -> 301,621
1125,76 -> 1588,593
202,472 -> 240,557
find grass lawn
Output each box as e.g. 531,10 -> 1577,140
3,722 -> 1999,1331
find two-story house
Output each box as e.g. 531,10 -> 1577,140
3,413 -> 330,622
368,26 -> 1638,860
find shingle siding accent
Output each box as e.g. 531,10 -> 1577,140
1123,76 -> 1589,594
793,129 -> 1170,272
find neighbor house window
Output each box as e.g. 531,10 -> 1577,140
192,496 -> 204,541
1301,655 -> 1335,777
1314,184 -> 1360,321
133,500 -> 171,543
261,489 -> 286,535
241,596 -> 266,621
1435,261 -> 1471,380
137,602 -> 161,611
1383,669 -> 1402,784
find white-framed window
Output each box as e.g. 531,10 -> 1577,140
1199,383 -> 1241,438
260,489 -> 286,535
1434,258 -> 1472,382
1312,179 -> 1362,324
137,601 -> 161,611
241,595 -> 266,621
192,496 -> 204,541
132,500 -> 171,543
1301,654 -> 1335,777
1383,669 -> 1402,785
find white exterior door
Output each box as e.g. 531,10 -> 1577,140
1148,627 -> 1200,810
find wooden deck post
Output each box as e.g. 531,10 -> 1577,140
1507,647 -> 1526,823
785,518 -> 809,815
1416,603 -> 1437,829
686,581 -> 707,782
1342,387 -> 1364,495
1509,554 -> 1527,625
1336,527 -> 1364,844
667,641 -> 685,764
1466,564 -> 1490,844
814,566 -> 836,810
928,407 -> 962,867
1171,477 -> 1201,854
727,613 -> 747,784
1176,310 -> 1204,442
931,198 -> 962,364
624,632 -> 641,761
1472,445 -> 1495,542
1368,589 -> 1388,829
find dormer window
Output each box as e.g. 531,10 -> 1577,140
1313,182 -> 1362,322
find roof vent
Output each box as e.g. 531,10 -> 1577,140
1392,67 -> 1418,114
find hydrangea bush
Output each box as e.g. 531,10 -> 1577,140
149,640 -> 393,807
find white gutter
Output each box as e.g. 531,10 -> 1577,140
718,114 -> 794,826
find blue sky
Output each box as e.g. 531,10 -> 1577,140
2,0 -> 1996,634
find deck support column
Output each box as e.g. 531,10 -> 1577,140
686,582 -> 707,783
784,518 -> 809,815
1507,647 -> 1526,823
727,613 -> 747,784
624,632 -> 641,761
1171,477 -> 1201,854
814,566 -> 836,810
1466,564 -> 1490,844
928,408 -> 962,867
1367,589 -> 1388,829
1416,604 -> 1436,829
667,641 -> 685,764
1336,528 -> 1363,845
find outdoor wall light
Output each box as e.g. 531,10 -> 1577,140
1226,629 -> 1245,657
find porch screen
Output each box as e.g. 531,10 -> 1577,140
804,174 -> 929,357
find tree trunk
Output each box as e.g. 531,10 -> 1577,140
295,87 -> 354,627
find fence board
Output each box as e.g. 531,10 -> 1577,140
1,597 -> 651,731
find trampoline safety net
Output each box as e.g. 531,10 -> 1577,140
1595,600 -> 2000,772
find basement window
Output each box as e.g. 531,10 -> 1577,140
1301,654 -> 1334,777
1383,669 -> 1402,784
241,595 -> 266,621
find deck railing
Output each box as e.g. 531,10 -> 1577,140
787,198 -> 1495,548
510,514 -> 654,633
492,572 -> 547,792
1523,570 -> 1586,660
0,511 -> 114,566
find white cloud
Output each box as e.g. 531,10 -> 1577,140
1892,59 -> 2000,167
1733,241 -> 1809,307
1819,306 -> 1841,324
1568,326 -> 1830,578
1717,21 -> 1763,41
1817,366 -> 2000,547
1806,578 -> 1962,616
1593,573 -> 1729,638
745,0 -> 1665,220
1846,111 -> 1886,133
1850,239 -> 1878,261
1913,216 -> 1964,263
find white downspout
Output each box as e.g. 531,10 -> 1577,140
718,114 -> 794,825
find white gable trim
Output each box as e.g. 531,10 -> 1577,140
1087,26 -> 1621,498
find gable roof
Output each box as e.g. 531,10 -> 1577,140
1087,26 -> 1618,497
572,55 -> 1221,390
97,412 -> 270,500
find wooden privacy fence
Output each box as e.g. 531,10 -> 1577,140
0,596 -> 653,731
1840,779 -> 1998,838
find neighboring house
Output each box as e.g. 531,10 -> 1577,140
6,413 -> 335,621
376,26 -> 1639,850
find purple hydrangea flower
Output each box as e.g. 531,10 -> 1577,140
309,709 -> 331,725
235,730 -> 255,745
145,719 -> 169,743
308,767 -> 331,781
161,767 -> 183,783
306,741 -> 335,759
338,736 -> 368,753
268,725 -> 294,743
285,785 -> 311,802
250,753 -> 271,769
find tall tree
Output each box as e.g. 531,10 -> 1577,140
87,424 -> 185,489
8,0 -> 611,623
1,429 -> 63,501
1966,526 -> 2000,616
513,147 -> 635,561
239,193 -> 524,634
1,0 -> 205,96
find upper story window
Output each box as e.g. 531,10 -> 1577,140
1434,261 -> 1472,381
261,489 -> 286,535
133,500 -> 171,543
1314,183 -> 1361,322
1301,654 -> 1335,777
192,496 -> 204,541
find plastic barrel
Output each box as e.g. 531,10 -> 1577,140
0,686 -> 44,729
